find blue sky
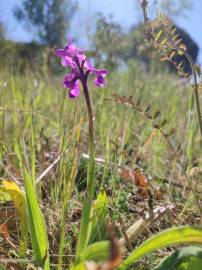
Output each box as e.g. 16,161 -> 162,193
1,0 -> 202,63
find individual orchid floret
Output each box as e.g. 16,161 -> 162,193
55,41 -> 108,98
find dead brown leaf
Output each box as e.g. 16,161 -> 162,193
118,168 -> 149,197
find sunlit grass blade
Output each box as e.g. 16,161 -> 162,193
118,226 -> 202,270
30,114 -> 36,184
23,169 -> 50,269
0,109 -> 5,161
58,122 -> 81,270
76,198 -> 92,258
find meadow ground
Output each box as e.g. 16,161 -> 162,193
0,62 -> 202,269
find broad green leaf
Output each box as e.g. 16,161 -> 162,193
76,197 -> 92,258
23,169 -> 50,269
118,226 -> 202,270
154,246 -> 202,270
0,188 -> 11,201
76,188 -> 108,259
87,188 -> 109,245
78,240 -> 110,264
0,180 -> 28,256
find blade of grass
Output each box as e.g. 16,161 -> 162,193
58,121 -> 81,270
23,169 -> 50,269
30,114 -> 35,184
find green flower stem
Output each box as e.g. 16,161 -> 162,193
82,80 -> 95,198
76,79 -> 95,259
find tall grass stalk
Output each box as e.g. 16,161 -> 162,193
58,123 -> 81,270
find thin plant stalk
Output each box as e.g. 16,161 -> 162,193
58,124 -> 81,270
76,75 -> 95,259
82,77 -> 95,197
184,51 -> 202,145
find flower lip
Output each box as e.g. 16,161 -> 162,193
68,80 -> 79,98
94,75 -> 106,87
63,73 -> 79,98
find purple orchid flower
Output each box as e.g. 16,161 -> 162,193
55,41 -> 108,98
56,41 -> 109,254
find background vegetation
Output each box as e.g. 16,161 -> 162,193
0,0 -> 202,270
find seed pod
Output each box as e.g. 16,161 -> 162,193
152,123 -> 160,129
153,110 -> 161,119
160,119 -> 167,128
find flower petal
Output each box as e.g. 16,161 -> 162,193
65,43 -> 85,57
77,54 -> 87,65
63,73 -> 79,98
69,80 -> 79,98
84,59 -> 94,71
94,75 -> 106,87
61,56 -> 76,68
63,73 -> 75,88
55,49 -> 66,57
95,69 -> 108,76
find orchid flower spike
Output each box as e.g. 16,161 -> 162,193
56,41 -> 108,98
